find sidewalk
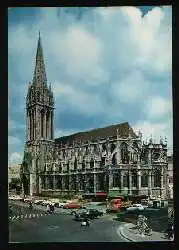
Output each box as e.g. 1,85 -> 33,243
118,223 -> 170,242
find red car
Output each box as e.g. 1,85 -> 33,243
63,203 -> 82,209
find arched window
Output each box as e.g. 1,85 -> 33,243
141,173 -> 148,187
42,176 -> 45,189
132,171 -> 137,187
57,176 -> 62,189
101,157 -> 105,167
112,153 -> 117,165
67,162 -> 69,172
82,159 -> 85,171
49,176 -> 53,189
154,169 -> 161,187
41,109 -> 44,138
74,158 -> 77,171
90,158 -> 94,168
46,110 -> 50,138
59,164 -> 62,173
121,143 -> 129,164
123,173 -> 129,187
111,143 -> 116,153
102,144 -> 107,152
113,173 -> 120,187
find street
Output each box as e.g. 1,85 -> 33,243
9,211 -> 125,242
9,200 -> 169,242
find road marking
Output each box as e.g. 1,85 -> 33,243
21,215 -> 23,218
16,215 -> 19,219
33,214 -> 36,218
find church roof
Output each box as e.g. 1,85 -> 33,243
55,122 -> 137,146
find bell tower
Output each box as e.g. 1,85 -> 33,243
26,32 -> 54,142
24,32 -> 55,196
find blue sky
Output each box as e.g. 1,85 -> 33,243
8,6 -> 172,165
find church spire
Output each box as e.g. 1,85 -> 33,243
32,31 -> 47,87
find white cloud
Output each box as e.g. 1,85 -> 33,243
8,136 -> 21,145
144,96 -> 172,118
133,120 -> 173,155
111,71 -> 149,103
53,81 -> 104,115
8,7 -> 172,157
9,152 -> 23,164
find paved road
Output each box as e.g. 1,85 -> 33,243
9,213 -> 126,242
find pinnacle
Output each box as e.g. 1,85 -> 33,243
33,32 -> 47,87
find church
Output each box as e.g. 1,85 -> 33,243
21,34 -> 168,199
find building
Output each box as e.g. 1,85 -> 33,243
21,34 -> 168,199
8,164 -> 21,194
167,155 -> 173,199
8,164 -> 21,184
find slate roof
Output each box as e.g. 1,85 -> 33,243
55,122 -> 137,146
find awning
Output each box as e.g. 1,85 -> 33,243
95,192 -> 107,196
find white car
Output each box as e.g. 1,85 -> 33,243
127,204 -> 145,211
9,195 -> 21,200
58,202 -> 68,208
41,200 -> 50,206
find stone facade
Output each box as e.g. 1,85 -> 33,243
21,34 -> 168,199
167,156 -> 173,199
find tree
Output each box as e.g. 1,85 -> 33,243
9,178 -> 21,193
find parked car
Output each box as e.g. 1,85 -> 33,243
85,209 -> 103,219
56,202 -> 68,208
41,200 -> 50,206
34,200 -> 44,205
126,204 -> 145,211
73,212 -> 88,221
63,203 -> 82,209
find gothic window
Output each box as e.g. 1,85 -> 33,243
94,144 -> 98,154
46,111 -> 50,138
82,159 -> 85,171
123,173 -> 129,187
113,173 -> 120,187
42,176 -> 45,189
154,169 -> 161,187
141,173 -> 148,187
67,162 -> 69,172
74,158 -> 77,171
65,176 -> 69,190
57,176 -> 62,189
131,171 -> 137,187
100,157 -> 105,167
112,153 -> 117,165
90,158 -> 94,168
36,91 -> 40,102
41,109 -> 44,138
121,143 -> 129,164
49,176 -> 53,189
59,164 -> 62,173
102,144 -> 107,152
62,150 -> 65,158
152,151 -> 160,162
111,143 -> 116,153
